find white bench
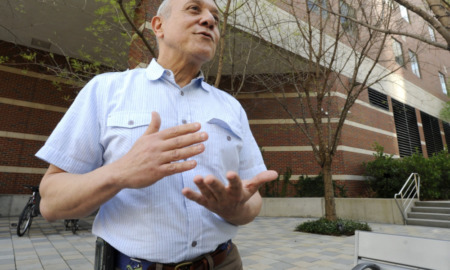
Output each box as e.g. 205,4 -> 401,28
352,231 -> 450,270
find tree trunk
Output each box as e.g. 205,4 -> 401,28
323,161 -> 337,221
214,0 -> 232,88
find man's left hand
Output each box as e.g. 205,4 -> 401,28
182,170 -> 278,225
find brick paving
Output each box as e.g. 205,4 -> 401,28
1,216 -> 449,270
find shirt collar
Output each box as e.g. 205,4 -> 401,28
146,59 -> 210,92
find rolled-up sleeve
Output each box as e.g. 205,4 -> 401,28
36,77 -> 104,174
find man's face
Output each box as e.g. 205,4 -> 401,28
157,0 -> 221,64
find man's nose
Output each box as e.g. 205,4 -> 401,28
200,11 -> 216,29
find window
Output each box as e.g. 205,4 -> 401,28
392,39 -> 404,66
420,111 -> 444,156
408,50 -> 421,78
439,72 -> 448,95
368,88 -> 389,111
399,5 -> 410,23
428,25 -> 436,42
307,0 -> 328,18
340,1 -> 357,34
392,99 -> 422,157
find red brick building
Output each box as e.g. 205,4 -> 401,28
0,0 -> 449,198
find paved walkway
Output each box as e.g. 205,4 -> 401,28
1,216 -> 449,270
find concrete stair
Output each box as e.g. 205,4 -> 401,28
406,201 -> 450,228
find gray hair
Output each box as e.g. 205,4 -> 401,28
157,0 -> 172,18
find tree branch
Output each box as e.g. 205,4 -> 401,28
392,0 -> 450,48
117,0 -> 156,58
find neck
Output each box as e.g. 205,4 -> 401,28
157,54 -> 203,88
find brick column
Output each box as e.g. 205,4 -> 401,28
128,0 -> 160,69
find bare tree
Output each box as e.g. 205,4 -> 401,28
221,0 -> 431,220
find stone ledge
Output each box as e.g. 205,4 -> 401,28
260,197 -> 408,224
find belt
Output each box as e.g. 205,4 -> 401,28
116,240 -> 233,270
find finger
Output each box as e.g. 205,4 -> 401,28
144,111 -> 161,135
182,187 -> 207,206
159,143 -> 205,164
226,171 -> 243,196
162,131 -> 208,152
195,176 -> 220,201
159,122 -> 202,140
159,160 -> 197,176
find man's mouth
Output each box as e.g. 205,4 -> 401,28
198,32 -> 213,41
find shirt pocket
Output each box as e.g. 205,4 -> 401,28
206,118 -> 242,140
203,117 -> 243,174
103,112 -> 152,158
107,112 -> 152,129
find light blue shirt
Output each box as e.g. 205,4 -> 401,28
36,59 -> 266,263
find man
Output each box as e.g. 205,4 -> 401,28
36,0 -> 277,269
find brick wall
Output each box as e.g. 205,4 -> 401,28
0,60 -> 77,194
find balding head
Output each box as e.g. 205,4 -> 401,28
157,0 -> 172,18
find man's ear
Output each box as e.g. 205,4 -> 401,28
151,16 -> 164,39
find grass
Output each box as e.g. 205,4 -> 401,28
295,218 -> 372,236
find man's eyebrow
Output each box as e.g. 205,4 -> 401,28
187,0 -> 220,15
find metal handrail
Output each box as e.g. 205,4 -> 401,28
394,173 -> 420,224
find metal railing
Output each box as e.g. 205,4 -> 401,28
394,173 -> 420,224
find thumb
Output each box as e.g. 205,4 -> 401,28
245,170 -> 278,192
253,170 -> 278,185
144,111 -> 161,135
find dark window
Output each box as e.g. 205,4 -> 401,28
307,0 -> 328,18
392,99 -> 422,157
392,39 -> 405,66
340,1 -> 357,34
443,121 -> 450,147
368,88 -> 389,111
420,111 -> 443,156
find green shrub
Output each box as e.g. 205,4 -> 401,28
293,174 -> 347,197
262,167 -> 292,197
295,218 -> 371,236
261,168 -> 347,197
364,144 -> 450,200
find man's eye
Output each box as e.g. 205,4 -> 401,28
189,5 -> 200,11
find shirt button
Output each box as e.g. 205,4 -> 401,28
182,119 -> 187,124
227,136 -> 231,141
128,120 -> 134,125
191,241 -> 197,247
180,91 -> 184,96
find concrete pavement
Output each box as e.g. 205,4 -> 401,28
1,216 -> 449,270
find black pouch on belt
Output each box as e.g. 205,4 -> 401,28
94,237 -> 116,270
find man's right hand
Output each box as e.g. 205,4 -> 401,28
112,111 -> 208,189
